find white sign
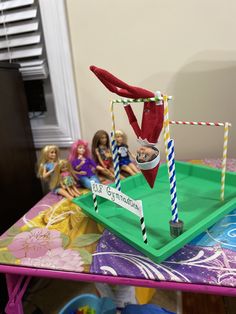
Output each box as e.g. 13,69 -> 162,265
91,182 -> 142,217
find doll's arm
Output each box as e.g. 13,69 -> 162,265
71,175 -> 78,185
89,158 -> 97,173
59,179 -> 66,189
74,170 -> 87,176
128,150 -> 136,161
75,159 -> 85,170
71,171 -> 79,182
95,148 -> 107,168
42,163 -> 57,179
72,159 -> 87,175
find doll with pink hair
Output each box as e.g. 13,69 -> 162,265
69,139 -> 100,190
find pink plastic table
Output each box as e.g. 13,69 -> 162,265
1,159 -> 236,314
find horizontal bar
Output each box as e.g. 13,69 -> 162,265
112,95 -> 172,104
169,121 -> 232,127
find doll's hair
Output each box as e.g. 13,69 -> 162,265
115,129 -> 128,144
68,139 -> 90,162
50,159 -> 75,190
38,145 -> 59,178
91,130 -> 110,162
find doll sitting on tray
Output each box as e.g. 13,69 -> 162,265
69,139 -> 100,190
92,130 -> 115,181
49,159 -> 81,201
115,129 -> 140,176
38,144 -> 60,181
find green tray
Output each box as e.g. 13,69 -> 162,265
73,162 -> 236,263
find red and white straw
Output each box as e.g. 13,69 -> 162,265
170,121 -> 232,127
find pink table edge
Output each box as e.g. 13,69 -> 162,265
1,264 -> 235,297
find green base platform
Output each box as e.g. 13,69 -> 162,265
73,162 -> 236,263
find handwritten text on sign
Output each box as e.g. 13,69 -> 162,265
91,182 -> 142,217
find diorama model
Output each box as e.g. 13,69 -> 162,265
72,65 -> 235,263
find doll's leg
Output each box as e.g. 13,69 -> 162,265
91,175 -> 100,184
71,185 -> 81,196
108,166 -> 126,179
79,176 -> 93,190
107,168 -> 116,179
121,165 -> 136,176
97,166 -> 115,180
129,162 -> 140,173
66,186 -> 77,197
57,188 -> 74,201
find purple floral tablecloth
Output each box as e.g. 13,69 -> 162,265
91,219 -> 236,287
90,159 -> 236,288
0,159 -> 235,291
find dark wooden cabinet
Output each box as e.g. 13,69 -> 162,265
0,62 -> 43,311
0,62 -> 42,232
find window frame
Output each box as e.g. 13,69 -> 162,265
32,0 -> 81,148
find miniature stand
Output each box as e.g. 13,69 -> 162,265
110,95 -> 183,239
97,95 -> 231,240
75,93 -> 233,263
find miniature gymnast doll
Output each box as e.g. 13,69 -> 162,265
115,130 -> 139,176
38,144 -> 60,181
68,139 -> 100,190
49,159 -> 81,201
91,130 -> 115,180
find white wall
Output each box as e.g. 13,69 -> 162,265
66,0 -> 236,159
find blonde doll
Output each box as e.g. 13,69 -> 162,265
38,145 -> 60,181
92,130 -> 115,180
50,159 -> 81,201
115,130 -> 139,176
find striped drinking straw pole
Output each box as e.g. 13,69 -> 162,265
163,97 -> 179,222
137,201 -> 148,244
163,96 -> 171,166
169,120 -> 232,127
91,181 -> 98,213
92,193 -> 98,213
112,95 -> 172,104
221,122 -> 229,201
110,100 -> 121,191
167,139 -> 179,223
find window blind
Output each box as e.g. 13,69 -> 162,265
0,0 -> 48,80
